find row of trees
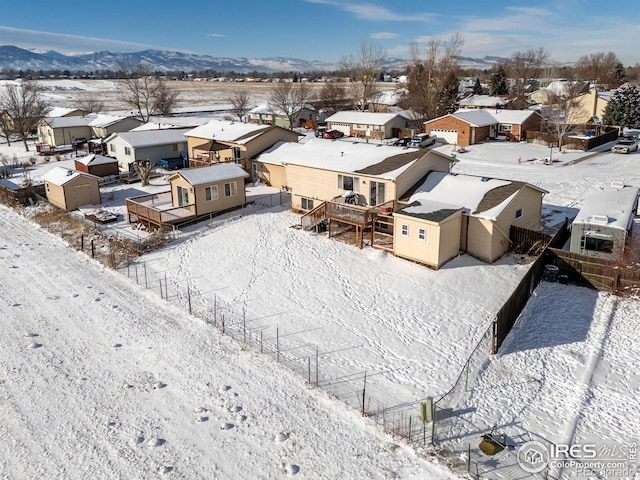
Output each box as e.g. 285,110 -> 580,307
0,64 -> 182,151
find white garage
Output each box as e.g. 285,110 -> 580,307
429,129 -> 458,144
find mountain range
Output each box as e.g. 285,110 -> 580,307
0,45 -> 509,73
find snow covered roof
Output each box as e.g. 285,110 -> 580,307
325,111 -> 408,125
249,103 -> 315,116
41,166 -> 98,185
107,128 -> 192,148
572,185 -> 640,231
185,120 -> 271,142
171,163 -> 249,186
75,154 -> 117,167
43,113 -> 133,129
47,107 -> 85,117
459,95 -> 506,108
409,171 -> 515,217
256,139 -> 423,179
450,108 -> 538,126
395,199 -> 463,222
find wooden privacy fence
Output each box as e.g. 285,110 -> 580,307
525,126 -> 618,151
510,224 -> 551,256
0,180 -> 45,207
546,247 -> 640,294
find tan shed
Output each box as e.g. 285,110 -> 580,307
393,200 -> 464,269
42,167 -> 101,211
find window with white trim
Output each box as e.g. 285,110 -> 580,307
232,147 -> 242,160
224,181 -> 237,197
498,124 -> 512,133
338,174 -> 359,192
418,228 -> 426,241
301,197 -> 314,210
124,146 -> 131,155
109,144 -> 115,152
401,224 -> 409,236
205,185 -> 218,202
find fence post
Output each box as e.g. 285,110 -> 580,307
159,279 -> 163,299
91,239 -> 95,258
361,372 -> 367,416
187,285 -> 192,315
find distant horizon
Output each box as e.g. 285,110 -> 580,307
0,1 -> 638,66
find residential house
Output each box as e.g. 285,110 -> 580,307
570,184 -> 639,260
324,111 -> 420,140
424,109 -> 543,146
248,104 -> 317,129
529,81 -> 588,105
395,171 -> 548,266
569,88 -> 613,124
37,114 -> 142,147
104,128 -> 191,172
41,166 -> 101,211
126,163 -> 249,228
458,95 -> 529,110
251,141 -> 289,189
184,120 -> 299,173
74,154 -> 120,177
47,107 -> 88,118
258,140 -> 455,212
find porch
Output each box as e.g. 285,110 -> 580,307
301,198 -> 395,250
126,191 -> 196,228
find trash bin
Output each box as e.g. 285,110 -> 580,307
543,264 -> 559,282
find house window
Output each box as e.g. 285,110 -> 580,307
401,224 -> 409,236
109,144 -> 115,152
124,146 -> 131,155
224,181 -> 237,197
581,236 -> 613,253
515,208 -> 523,219
498,124 -> 512,133
370,181 -> 385,205
338,174 -> 359,192
301,197 -> 314,210
176,185 -> 189,207
45,182 -> 50,192
232,147 -> 242,160
418,228 -> 426,241
205,185 -> 218,202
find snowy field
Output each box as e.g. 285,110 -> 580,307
1,80 -> 640,479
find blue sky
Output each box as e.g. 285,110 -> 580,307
0,0 -> 638,65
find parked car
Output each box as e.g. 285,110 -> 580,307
323,129 -> 344,139
611,138 -> 639,154
392,137 -> 412,147
314,126 -> 328,137
408,133 -> 436,148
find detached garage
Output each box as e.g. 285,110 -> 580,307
42,166 -> 101,211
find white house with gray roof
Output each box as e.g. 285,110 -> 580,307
104,128 -> 191,172
324,111 -> 420,140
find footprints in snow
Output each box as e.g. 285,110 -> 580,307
26,332 -> 42,349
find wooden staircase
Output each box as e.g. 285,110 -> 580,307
300,202 -> 327,231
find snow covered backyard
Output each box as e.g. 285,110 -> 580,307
1,107 -> 640,478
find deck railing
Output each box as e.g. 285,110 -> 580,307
126,191 -> 196,226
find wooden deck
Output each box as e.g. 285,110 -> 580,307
301,199 -> 395,249
126,191 -> 196,228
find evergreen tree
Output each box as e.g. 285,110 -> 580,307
472,78 -> 483,95
602,83 -> 640,128
489,64 -> 509,95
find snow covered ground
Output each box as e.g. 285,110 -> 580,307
2,114 -> 640,479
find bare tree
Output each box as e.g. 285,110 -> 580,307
132,160 -> 155,187
402,33 -> 464,122
0,111 -> 13,146
575,52 -> 623,89
340,41 -> 386,111
509,47 -> 550,94
316,82 -> 351,117
119,64 -> 179,122
268,82 -> 313,129
153,78 -> 180,116
543,83 -> 587,150
228,90 -> 253,122
75,95 -> 105,114
0,80 -> 51,151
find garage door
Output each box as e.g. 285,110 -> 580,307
430,129 -> 458,144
